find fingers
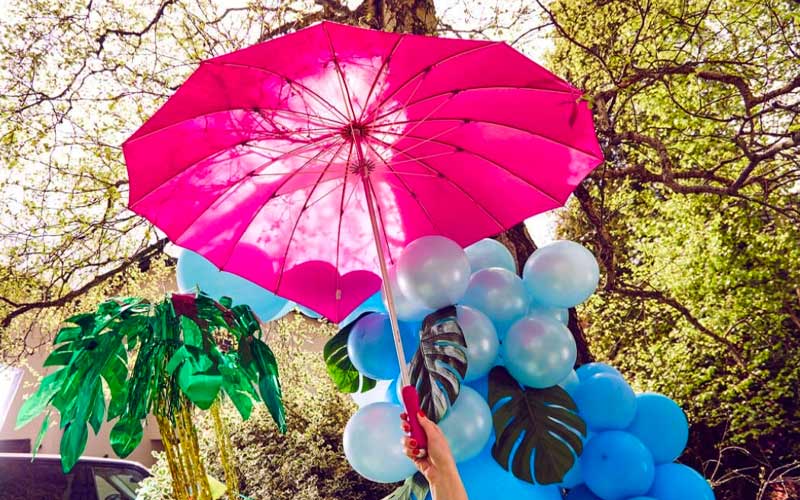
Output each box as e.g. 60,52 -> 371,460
402,436 -> 428,460
400,413 -> 411,433
416,409 -> 438,434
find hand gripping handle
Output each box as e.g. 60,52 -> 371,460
401,385 -> 428,451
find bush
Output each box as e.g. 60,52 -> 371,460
138,314 -> 396,500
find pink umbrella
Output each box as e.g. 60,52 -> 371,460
124,21 -> 603,448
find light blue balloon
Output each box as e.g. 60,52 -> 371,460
465,375 -> 489,400
558,369 -> 581,396
576,362 -> 623,381
397,235 -> 471,310
350,379 -> 393,408
626,393 -> 689,464
565,485 -> 602,500
574,373 -> 637,430
456,305 -> 500,381
176,249 -> 289,321
502,315 -> 576,388
347,313 -> 419,380
383,267 -> 433,321
341,292 -> 386,327
465,238 -> 516,273
529,304 -> 569,325
427,444 -> 563,500
648,463 -> 715,500
461,267 -> 528,335
582,431 -> 655,499
439,386 -> 493,462
295,304 -> 322,319
522,240 -> 600,308
628,497 -> 657,500
343,402 -> 417,483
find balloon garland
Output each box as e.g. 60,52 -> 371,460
16,292 -> 285,500
328,237 -> 715,500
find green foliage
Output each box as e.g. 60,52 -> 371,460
15,292 -> 285,472
488,366 -> 586,485
139,314 -> 396,500
323,312 -> 377,393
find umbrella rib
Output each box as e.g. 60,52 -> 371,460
364,42 -> 500,123
370,86 -> 579,124
211,139 -> 341,276
210,61 -> 351,123
274,141 -> 349,292
371,117 -> 601,160
368,136 -> 507,232
357,34 -> 405,123
363,139 -> 443,234
333,140 -> 355,319
170,141 -> 341,250
377,129 -> 564,205
365,178 -> 397,266
322,23 -> 357,122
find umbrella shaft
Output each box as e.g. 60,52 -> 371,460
360,164 -> 411,388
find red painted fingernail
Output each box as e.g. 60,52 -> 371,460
417,410 -> 425,418
400,412 -> 407,420
403,423 -> 411,431
409,438 -> 417,447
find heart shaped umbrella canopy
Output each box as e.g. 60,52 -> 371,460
123,21 -> 602,324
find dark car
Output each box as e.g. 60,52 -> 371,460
0,453 -> 149,500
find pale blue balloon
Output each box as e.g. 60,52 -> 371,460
343,402 -> 417,483
626,393 -> 689,464
522,240 -> 600,308
456,305 -> 500,381
439,386 -> 493,462
461,267 -> 528,335
628,497 -> 657,500
502,315 -> 576,388
426,443 -> 563,500
382,267 -> 433,322
397,236 -> 471,310
350,379 -> 393,408
558,369 -> 581,397
176,249 -> 289,321
529,304 -> 569,325
648,463 -> 715,500
574,373 -> 637,430
347,313 -> 420,380
560,457 -> 584,489
576,362 -> 623,381
465,238 -> 516,273
295,304 -> 322,319
582,431 -> 655,499
341,292 -> 386,327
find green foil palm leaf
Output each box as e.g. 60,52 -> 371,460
323,313 -> 377,393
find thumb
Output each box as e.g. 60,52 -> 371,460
416,410 -> 438,433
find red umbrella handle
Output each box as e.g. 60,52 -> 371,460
401,385 -> 428,451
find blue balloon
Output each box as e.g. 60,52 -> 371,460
626,393 -> 689,464
430,444 -> 562,500
574,373 -> 637,430
502,315 -> 576,388
456,305 -> 499,381
350,379 -> 393,408
341,292 -> 386,327
529,304 -> 569,325
648,463 -> 715,500
576,362 -> 623,381
582,431 -> 655,499
558,369 -> 581,397
295,304 -> 322,319
522,240 -> 600,308
565,485 -> 602,500
439,386 -> 493,462
461,267 -> 528,335
628,497 -> 657,500
343,402 -> 417,483
347,313 -> 419,380
397,235 -> 471,310
176,249 -> 289,321
465,238 -> 517,273
383,267 -> 433,322
465,375 -> 489,400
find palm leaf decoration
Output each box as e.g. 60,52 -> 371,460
16,292 -> 285,472
488,366 -> 586,485
409,306 -> 467,422
323,312 -> 377,393
381,472 -> 429,500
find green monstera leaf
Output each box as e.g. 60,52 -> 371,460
381,473 -> 430,500
488,366 -> 586,485
323,312 -> 378,393
409,306 -> 468,422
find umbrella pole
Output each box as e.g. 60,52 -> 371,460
358,152 -> 428,451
